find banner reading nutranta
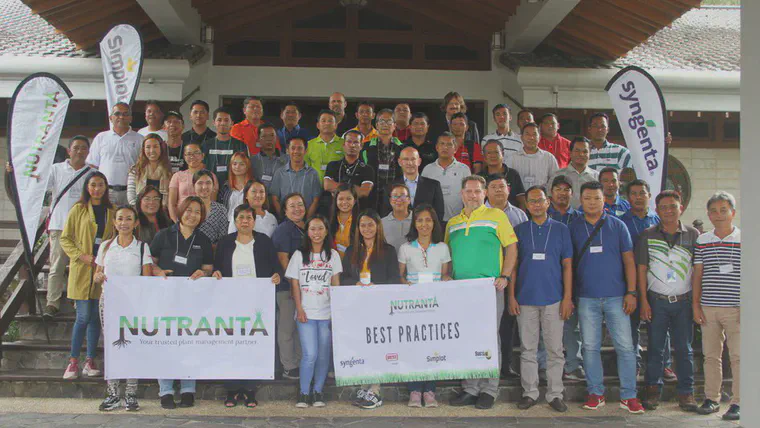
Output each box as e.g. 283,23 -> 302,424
331,278 -> 499,386
100,24 -> 144,113
103,277 -> 275,380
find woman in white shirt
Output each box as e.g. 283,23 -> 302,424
93,205 -> 153,412
228,180 -> 278,237
285,214 -> 341,409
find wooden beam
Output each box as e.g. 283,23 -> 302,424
65,8 -> 153,47
384,0 -> 490,41
551,27 -> 628,59
604,0 -> 682,29
45,2 -> 136,32
213,0 -> 313,33
23,0 -> 81,14
195,0 -> 271,22
570,3 -> 651,43
558,14 -> 641,49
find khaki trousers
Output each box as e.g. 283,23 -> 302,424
46,230 -> 69,309
702,306 -> 740,405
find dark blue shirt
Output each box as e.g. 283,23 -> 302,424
604,195 -> 631,217
277,125 -> 313,151
271,219 -> 305,292
569,213 -> 633,298
619,209 -> 660,249
514,218 -> 573,306
548,204 -> 581,227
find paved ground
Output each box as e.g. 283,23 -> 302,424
0,398 -> 742,427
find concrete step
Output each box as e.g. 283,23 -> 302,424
0,368 -> 732,402
1,340 -> 103,371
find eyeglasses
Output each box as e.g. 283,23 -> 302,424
527,198 -> 547,205
112,111 -> 131,117
185,151 -> 202,157
391,195 -> 409,200
143,196 -> 162,202
376,119 -> 394,125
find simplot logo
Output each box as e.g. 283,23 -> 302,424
426,352 -> 447,363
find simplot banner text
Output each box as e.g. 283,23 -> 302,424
103,277 -> 275,380
331,278 -> 499,386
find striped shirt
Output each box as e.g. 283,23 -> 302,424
694,227 -> 741,307
505,148 -> 559,193
588,140 -> 632,172
481,130 -> 523,163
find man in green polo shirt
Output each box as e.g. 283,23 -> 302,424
446,174 -> 518,410
306,109 -> 344,181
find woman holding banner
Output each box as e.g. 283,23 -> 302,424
285,214 -> 342,409
93,205 -> 153,411
60,172 -> 115,381
342,209 -> 401,409
398,203 -> 451,408
212,204 -> 282,408
126,133 -> 172,207
149,196 -> 214,409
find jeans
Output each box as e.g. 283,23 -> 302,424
578,296 -> 637,400
645,295 -> 694,395
70,299 -> 101,359
631,304 -> 672,370
408,381 -> 436,393
158,379 -> 196,397
297,319 -> 331,395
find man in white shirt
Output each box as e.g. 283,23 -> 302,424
44,136 -> 94,319
506,122 -> 559,192
86,102 -> 143,205
481,104 -> 522,163
549,137 -> 600,209
137,100 -> 168,141
421,132 -> 471,222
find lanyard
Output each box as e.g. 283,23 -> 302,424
530,220 -> 553,254
286,168 -> 307,196
718,228 -> 738,267
338,159 -> 360,183
584,218 -> 604,248
415,240 -> 430,268
175,228 -> 197,258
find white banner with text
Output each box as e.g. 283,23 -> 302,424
103,276 -> 275,380
331,278 -> 499,386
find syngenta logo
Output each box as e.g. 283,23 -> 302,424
619,80 -> 659,175
113,312 -> 269,348
339,357 -> 365,368
389,296 -> 439,315
105,35 -> 135,103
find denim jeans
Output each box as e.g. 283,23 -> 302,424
578,296 -> 637,400
70,299 -> 101,359
537,308 -> 584,373
297,319 -> 331,395
645,295 -> 694,395
631,305 -> 672,370
408,381 -> 436,393
158,379 -> 196,397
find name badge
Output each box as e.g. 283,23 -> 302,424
590,246 -> 603,254
216,165 -> 227,173
378,164 -> 390,171
209,149 -> 233,155
417,273 -> 435,284
321,165 -> 327,170
532,253 -> 546,260
236,266 -> 252,276
524,176 -> 536,186
262,174 -> 273,182
719,264 -> 734,274
441,185 -> 452,196
174,255 -> 188,265
94,237 -> 102,245
668,252 -> 680,262
360,272 -> 371,285
666,269 -> 677,283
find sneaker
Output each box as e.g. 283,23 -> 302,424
423,391 -> 438,408
99,394 -> 122,411
663,367 -> 678,382
352,389 -> 368,407
563,367 -> 585,381
125,394 -> 139,411
313,392 -> 326,408
295,393 -> 310,408
82,358 -> 101,377
282,368 -> 300,380
178,392 -> 194,408
42,305 -> 59,320
62,360 -> 79,380
722,404 -> 740,421
620,398 -> 646,414
696,399 -> 720,415
408,391 -> 422,408
357,391 -> 383,409
583,394 -> 606,410
160,394 -> 176,409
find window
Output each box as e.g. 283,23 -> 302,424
226,40 -> 280,57
358,9 -> 412,31
292,41 -> 345,59
358,43 -> 413,60
669,121 -> 710,139
294,8 -> 346,29
724,121 -> 739,140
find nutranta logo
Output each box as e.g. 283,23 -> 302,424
389,296 -> 439,315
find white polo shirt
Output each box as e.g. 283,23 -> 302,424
421,158 -> 471,221
47,161 -> 93,231
86,129 -> 143,186
138,127 -> 168,142
95,237 -> 152,278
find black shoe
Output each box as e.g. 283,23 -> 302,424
696,399 -> 720,415
517,396 -> 536,410
282,368 -> 300,379
722,404 -> 740,421
449,392 -> 479,407
313,392 -> 326,407
178,392 -> 194,408
357,391 -> 383,409
475,393 -> 495,409
160,394 -> 176,409
99,394 -> 121,411
42,305 -> 59,321
295,393 -> 310,408
549,397 -> 568,413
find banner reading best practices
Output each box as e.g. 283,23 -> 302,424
103,277 -> 275,380
331,278 -> 499,386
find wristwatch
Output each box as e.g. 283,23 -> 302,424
626,290 -> 638,297
498,275 -> 511,282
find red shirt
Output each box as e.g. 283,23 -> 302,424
393,127 -> 412,141
454,140 -> 483,170
539,133 -> 571,168
231,119 -> 282,155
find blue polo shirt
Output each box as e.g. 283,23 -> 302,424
277,125 -> 313,151
604,195 -> 631,217
548,204 -> 581,227
569,213 -> 633,298
619,209 -> 660,249
514,218 -> 573,306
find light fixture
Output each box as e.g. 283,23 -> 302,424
201,24 -> 214,44
697,111 -> 702,118
339,0 -> 368,8
492,31 -> 504,50
726,112 -> 730,118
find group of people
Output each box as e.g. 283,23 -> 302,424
34,91 -> 739,421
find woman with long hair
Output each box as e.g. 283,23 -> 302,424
398,203 -> 451,408
329,183 -> 359,258
285,214 -> 342,409
342,209 -> 401,409
219,152 -> 253,214
127,133 -> 172,206
135,185 -> 171,244
228,180 -> 278,237
93,205 -> 153,412
168,141 -> 218,222
60,171 -> 115,380
193,169 -> 228,244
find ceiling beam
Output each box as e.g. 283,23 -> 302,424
503,0 -> 580,53
212,0 -> 313,33
136,0 -> 199,45
384,0 -> 490,41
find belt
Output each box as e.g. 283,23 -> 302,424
649,290 -> 691,303
109,185 -> 127,191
